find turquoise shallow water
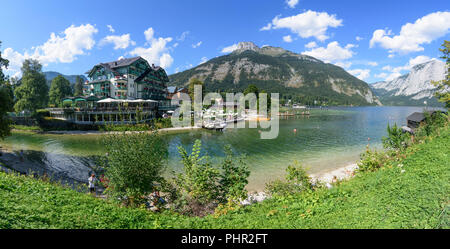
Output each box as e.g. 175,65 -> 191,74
0,106 -> 432,190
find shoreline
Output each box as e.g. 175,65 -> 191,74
241,162 -> 359,205
16,126 -> 202,135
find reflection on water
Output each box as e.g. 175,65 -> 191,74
18,150 -> 103,183
0,106 -> 434,191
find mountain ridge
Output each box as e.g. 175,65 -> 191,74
169,42 -> 381,106
371,59 -> 446,106
43,71 -> 87,86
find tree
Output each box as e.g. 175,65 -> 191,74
14,59 -> 48,113
243,84 -> 259,96
188,78 -> 204,102
432,40 -> 450,108
49,75 -> 72,107
0,41 -> 13,139
74,76 -> 84,96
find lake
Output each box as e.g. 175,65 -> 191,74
0,106 -> 432,191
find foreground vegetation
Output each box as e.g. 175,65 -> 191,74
1,117 -> 448,228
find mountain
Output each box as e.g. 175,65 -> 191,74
371,60 -> 446,106
43,71 -> 87,86
169,42 -> 381,106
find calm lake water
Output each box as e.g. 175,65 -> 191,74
0,106 -> 433,191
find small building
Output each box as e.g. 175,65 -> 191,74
402,110 -> 447,133
406,112 -> 427,129
167,86 -> 188,100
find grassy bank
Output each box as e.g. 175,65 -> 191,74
0,126 -> 449,228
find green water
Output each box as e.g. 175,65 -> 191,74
0,106 -> 431,190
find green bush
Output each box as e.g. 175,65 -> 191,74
218,145 -> 250,202
415,112 -> 448,140
382,123 -> 410,150
357,147 -> 391,173
166,140 -> 250,216
101,131 -> 168,206
266,161 -> 313,196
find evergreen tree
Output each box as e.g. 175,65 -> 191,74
49,75 -> 72,107
0,41 -> 13,139
14,59 -> 49,113
188,78 -> 204,102
74,75 -> 84,96
243,84 -> 259,96
432,40 -> 450,108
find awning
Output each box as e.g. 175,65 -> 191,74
97,98 -> 158,103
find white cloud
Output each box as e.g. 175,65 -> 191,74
221,43 -> 239,53
192,41 -> 202,48
144,28 -> 155,43
177,31 -> 190,41
304,41 -> 317,48
334,61 -> 352,69
370,11 -> 450,55
368,61 -> 378,66
348,69 -> 370,81
33,24 -> 98,64
356,36 -> 363,41
261,10 -> 343,41
99,34 -> 135,49
283,35 -> 293,43
2,47 -> 26,72
117,56 -> 125,60
130,27 -> 174,68
2,24 -> 98,77
199,57 -> 208,65
107,25 -> 115,33
374,72 -> 388,79
286,0 -> 299,8
303,41 -> 355,62
159,53 -> 174,69
260,23 -> 272,31
408,55 -> 431,67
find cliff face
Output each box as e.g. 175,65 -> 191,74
371,59 -> 446,106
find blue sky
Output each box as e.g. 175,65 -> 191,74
1,0 -> 449,83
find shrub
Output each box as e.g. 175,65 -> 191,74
152,118 -> 173,129
266,161 -> 313,196
415,112 -> 448,140
101,131 -> 168,206
382,123 -> 410,150
218,145 -> 250,203
357,147 -> 391,173
166,140 -> 250,216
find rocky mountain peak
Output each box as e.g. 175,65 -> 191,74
235,41 -> 260,52
370,59 -> 446,106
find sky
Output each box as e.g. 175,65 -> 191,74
1,0 -> 449,83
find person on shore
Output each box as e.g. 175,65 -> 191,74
88,173 -> 97,195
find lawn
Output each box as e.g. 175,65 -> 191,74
0,126 -> 449,228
